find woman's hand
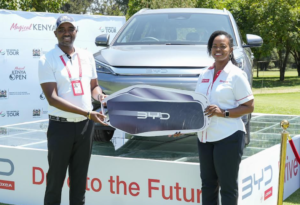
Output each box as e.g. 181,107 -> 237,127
204,105 -> 223,117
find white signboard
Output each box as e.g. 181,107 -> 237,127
0,135 -> 299,205
0,9 -> 126,126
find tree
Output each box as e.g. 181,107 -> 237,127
90,0 -> 124,15
0,0 -> 68,12
115,0 -> 129,14
224,0 -> 298,81
61,0 -> 93,14
290,5 -> 300,77
195,0 -> 224,9
127,0 -> 196,19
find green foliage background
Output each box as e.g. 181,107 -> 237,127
1,0 -> 300,79
0,0 -> 68,12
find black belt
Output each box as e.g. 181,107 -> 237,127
49,115 -> 68,122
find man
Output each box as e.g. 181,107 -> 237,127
38,15 -> 106,205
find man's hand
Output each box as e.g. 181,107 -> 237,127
90,110 -> 107,125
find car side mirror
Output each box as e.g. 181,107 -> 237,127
95,34 -> 110,47
243,34 -> 263,48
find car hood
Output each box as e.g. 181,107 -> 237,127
94,45 -> 215,67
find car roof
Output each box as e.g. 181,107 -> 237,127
136,8 -> 229,15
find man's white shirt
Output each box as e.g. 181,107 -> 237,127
195,61 -> 254,143
38,44 -> 97,119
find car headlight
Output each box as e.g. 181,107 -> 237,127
95,60 -> 115,74
235,56 -> 244,70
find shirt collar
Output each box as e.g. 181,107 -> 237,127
223,61 -> 234,73
209,61 -> 234,73
54,44 -> 78,57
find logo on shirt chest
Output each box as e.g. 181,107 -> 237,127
201,79 -> 210,83
219,80 -> 229,83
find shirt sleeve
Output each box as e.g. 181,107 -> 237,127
233,71 -> 254,104
38,55 -> 56,84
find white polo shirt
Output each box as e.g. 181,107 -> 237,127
38,44 -> 97,119
195,61 -> 254,143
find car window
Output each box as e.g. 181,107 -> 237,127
114,13 -> 237,46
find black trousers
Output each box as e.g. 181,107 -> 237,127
44,119 -> 95,205
197,131 -> 245,205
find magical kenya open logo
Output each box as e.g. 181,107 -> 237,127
10,23 -> 56,32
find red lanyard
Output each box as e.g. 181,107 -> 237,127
59,53 -> 82,79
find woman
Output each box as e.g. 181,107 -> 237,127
198,30 -> 254,205
172,30 -> 254,205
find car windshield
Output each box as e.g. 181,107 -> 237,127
114,13 -> 237,46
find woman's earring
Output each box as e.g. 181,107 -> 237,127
230,53 -> 232,59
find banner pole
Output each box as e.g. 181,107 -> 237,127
277,120 -> 289,205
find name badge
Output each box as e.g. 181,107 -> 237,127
71,80 -> 84,96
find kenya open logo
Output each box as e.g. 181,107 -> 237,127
10,23 -> 56,32
9,66 -> 26,80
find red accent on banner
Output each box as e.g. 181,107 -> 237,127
288,139 -> 300,164
0,180 -> 15,190
33,167 -> 44,185
264,187 -> 272,200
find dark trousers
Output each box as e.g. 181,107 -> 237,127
44,119 -> 95,205
197,131 -> 245,205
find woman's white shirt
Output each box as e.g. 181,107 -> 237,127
195,61 -> 254,143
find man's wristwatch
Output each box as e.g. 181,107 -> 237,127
224,110 -> 230,118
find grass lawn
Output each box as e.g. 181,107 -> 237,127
1,70 -> 299,205
253,69 -> 300,115
252,69 -> 300,94
254,92 -> 300,115
284,188 -> 300,205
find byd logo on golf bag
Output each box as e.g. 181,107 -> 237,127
241,165 -> 273,201
137,112 -> 170,120
0,158 -> 15,190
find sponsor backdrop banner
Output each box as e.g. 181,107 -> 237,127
0,135 -> 299,205
0,9 -> 125,126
